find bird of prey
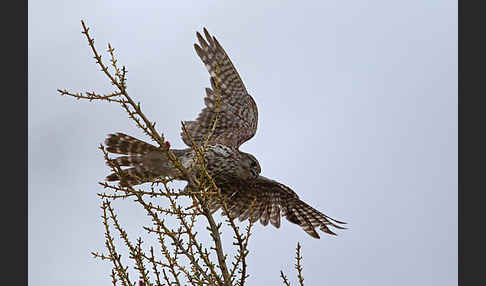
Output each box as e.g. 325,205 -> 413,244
104,28 -> 346,238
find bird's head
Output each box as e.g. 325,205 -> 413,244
237,152 -> 261,180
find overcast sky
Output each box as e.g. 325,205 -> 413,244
28,1 -> 457,285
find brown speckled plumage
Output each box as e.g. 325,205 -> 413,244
104,28 -> 345,238
182,28 -> 258,148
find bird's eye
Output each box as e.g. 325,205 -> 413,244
250,161 -> 257,168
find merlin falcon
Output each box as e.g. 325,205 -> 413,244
104,28 -> 346,238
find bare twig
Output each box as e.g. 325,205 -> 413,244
295,243 -> 305,286
280,271 -> 291,286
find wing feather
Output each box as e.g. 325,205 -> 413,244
182,28 -> 258,148
211,176 -> 346,239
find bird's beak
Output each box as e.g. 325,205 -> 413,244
251,169 -> 259,178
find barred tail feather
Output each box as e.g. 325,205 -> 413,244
105,132 -> 158,155
104,133 -> 182,186
105,167 -> 156,187
107,155 -> 144,167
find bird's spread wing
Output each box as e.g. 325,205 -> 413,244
209,176 -> 347,239
181,28 -> 258,148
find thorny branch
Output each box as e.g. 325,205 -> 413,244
279,243 -> 306,286
60,20 -> 307,286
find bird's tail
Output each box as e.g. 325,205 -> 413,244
105,132 -> 159,155
104,133 -> 177,186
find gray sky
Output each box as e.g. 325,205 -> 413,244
28,1 -> 457,285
